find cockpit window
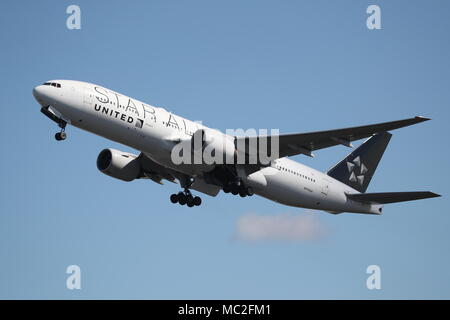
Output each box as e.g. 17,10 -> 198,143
43,82 -> 61,88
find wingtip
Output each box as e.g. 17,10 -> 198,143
415,116 -> 431,122
424,191 -> 442,199
430,192 -> 442,198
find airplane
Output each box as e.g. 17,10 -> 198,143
32,80 -> 440,214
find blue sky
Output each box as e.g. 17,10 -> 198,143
0,0 -> 449,299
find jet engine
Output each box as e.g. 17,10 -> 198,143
96,148 -> 141,182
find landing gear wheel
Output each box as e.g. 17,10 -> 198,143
55,132 -> 66,141
172,180 -> 202,206
187,196 -> 195,207
55,120 -> 67,141
246,186 -> 254,196
170,194 -> 179,203
231,185 -> 239,195
193,196 -> 201,206
239,190 -> 247,197
223,185 -> 230,193
178,192 -> 187,205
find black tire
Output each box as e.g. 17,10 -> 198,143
246,186 -> 254,196
170,194 -> 178,203
186,195 -> 195,207
55,132 -> 66,141
193,196 -> 202,206
178,192 -> 187,205
223,185 -> 230,193
239,190 -> 247,197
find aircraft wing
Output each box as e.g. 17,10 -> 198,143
235,116 -> 430,159
139,152 -> 177,184
139,152 -> 221,196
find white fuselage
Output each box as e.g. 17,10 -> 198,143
33,80 -> 382,214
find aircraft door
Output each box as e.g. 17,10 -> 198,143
83,86 -> 94,108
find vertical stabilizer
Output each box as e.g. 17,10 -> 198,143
327,132 -> 392,193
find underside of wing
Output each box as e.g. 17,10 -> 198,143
139,153 -> 221,196
139,152 -> 177,184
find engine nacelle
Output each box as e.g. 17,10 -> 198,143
191,128 -> 236,167
96,148 -> 141,182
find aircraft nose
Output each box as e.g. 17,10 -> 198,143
33,85 -> 43,99
33,85 -> 47,106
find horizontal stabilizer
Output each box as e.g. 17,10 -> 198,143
347,191 -> 441,204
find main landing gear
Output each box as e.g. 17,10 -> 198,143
223,181 -> 253,198
170,176 -> 202,207
170,190 -> 202,207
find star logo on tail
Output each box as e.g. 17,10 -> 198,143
346,156 -> 368,186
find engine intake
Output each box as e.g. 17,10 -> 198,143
96,148 -> 141,182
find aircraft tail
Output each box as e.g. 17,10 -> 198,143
327,132 -> 392,193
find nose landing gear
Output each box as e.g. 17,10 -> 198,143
54,120 -> 67,141
40,106 -> 68,141
55,125 -> 67,141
